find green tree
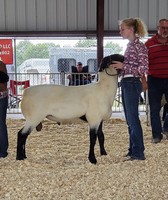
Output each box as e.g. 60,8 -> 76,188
22,43 -> 56,60
74,39 -> 123,54
16,41 -> 59,67
75,39 -> 97,47
105,42 -> 123,54
16,41 -> 32,67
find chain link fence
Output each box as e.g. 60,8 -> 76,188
6,39 -> 147,114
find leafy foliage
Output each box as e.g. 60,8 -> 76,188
16,41 -> 59,67
75,39 -> 123,53
105,41 -> 123,53
75,40 -> 97,47
16,39 -> 123,69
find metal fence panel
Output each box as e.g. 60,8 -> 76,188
7,72 -> 147,114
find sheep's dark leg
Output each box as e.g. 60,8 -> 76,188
88,128 -> 97,164
97,121 -> 107,156
16,128 -> 31,160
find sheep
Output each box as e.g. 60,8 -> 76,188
16,54 -> 124,164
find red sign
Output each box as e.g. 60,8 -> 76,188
0,39 -> 13,64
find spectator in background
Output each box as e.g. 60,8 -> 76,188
145,18 -> 168,143
67,62 -> 91,86
0,61 -> 9,158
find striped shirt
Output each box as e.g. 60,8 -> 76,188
120,37 -> 148,78
145,34 -> 168,78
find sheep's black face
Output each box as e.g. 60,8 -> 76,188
99,54 -> 124,72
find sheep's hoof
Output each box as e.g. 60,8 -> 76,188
16,155 -> 25,160
89,156 -> 97,164
16,152 -> 27,160
101,150 -> 107,155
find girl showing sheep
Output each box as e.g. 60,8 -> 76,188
16,54 -> 124,164
113,18 -> 148,161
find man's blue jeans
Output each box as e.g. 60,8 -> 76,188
148,76 -> 168,139
163,113 -> 168,132
0,96 -> 8,157
75,79 -> 91,85
121,77 -> 145,159
163,103 -> 168,133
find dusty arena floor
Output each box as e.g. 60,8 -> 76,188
1,117 -> 168,200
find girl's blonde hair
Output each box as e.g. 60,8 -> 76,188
119,18 -> 148,38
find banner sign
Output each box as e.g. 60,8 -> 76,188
0,39 -> 13,64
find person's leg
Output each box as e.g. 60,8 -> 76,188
121,90 -> 132,157
0,96 -> 8,158
162,103 -> 168,121
121,78 -> 145,159
84,80 -> 90,85
148,76 -> 163,143
163,113 -> 168,137
121,82 -> 132,157
75,79 -> 80,85
163,80 -> 168,138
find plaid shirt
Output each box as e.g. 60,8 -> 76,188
120,37 -> 148,77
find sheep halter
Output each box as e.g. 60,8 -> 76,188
105,66 -> 118,76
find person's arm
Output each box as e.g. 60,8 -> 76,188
67,74 -> 72,80
0,62 -> 9,83
87,74 -> 92,82
141,75 -> 148,91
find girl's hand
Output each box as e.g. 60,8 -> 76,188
141,75 -> 148,91
112,61 -> 124,70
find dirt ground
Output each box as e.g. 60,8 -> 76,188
0,117 -> 168,200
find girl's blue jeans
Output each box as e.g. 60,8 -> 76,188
0,96 -> 8,157
121,77 -> 145,159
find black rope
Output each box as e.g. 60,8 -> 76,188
105,66 -> 118,76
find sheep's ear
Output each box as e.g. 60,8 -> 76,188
98,68 -> 102,72
99,61 -> 105,72
98,56 -> 110,72
99,62 -> 108,72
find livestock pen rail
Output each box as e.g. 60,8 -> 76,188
7,72 -> 147,115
